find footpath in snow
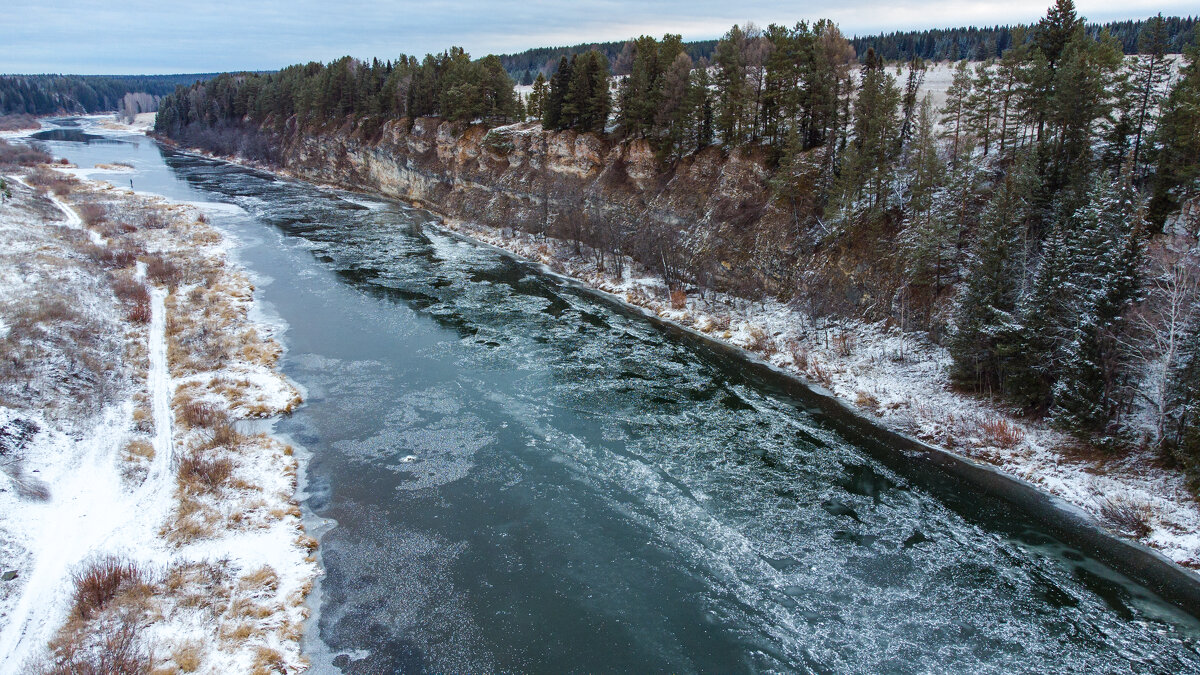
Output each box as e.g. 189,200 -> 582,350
0,165 -> 314,673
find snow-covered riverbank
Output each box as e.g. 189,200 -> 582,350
438,216 -> 1200,574
0,166 -> 315,673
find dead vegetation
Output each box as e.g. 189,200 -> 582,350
38,556 -> 158,674
0,137 -> 51,167
178,453 -> 234,493
1096,496 -> 1154,539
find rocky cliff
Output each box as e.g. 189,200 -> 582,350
232,116 -> 894,316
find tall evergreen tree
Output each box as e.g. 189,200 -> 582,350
543,56 -> 572,130
1050,175 -> 1147,443
1150,33 -> 1200,229
948,164 -> 1030,392
940,60 -> 973,164
1129,14 -> 1171,173
825,48 -> 900,231
714,25 -> 750,146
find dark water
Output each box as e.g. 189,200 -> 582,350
32,119 -> 1200,674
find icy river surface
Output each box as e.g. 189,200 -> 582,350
31,120 -> 1200,674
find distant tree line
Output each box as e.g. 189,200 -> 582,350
154,52 -> 519,147
493,15 -> 1195,81
848,15 -> 1196,61
0,74 -> 214,116
158,5 -> 1200,478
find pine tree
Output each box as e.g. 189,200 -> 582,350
1150,33 -> 1200,229
897,57 -> 926,152
562,51 -> 611,133
690,63 -> 714,151
825,48 -> 900,231
715,25 -> 750,146
966,61 -> 1000,156
1129,14 -> 1171,173
940,60 -> 973,164
901,96 -> 952,296
654,51 -> 695,159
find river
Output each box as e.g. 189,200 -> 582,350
24,118 -> 1200,674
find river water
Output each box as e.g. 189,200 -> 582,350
25,119 -> 1200,674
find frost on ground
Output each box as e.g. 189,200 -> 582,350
441,216 -> 1200,573
0,168 -> 314,674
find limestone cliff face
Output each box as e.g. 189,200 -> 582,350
249,116 -> 887,315
276,117 -> 788,277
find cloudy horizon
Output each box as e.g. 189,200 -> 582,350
3,0 -> 1195,75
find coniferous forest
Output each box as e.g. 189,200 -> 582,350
0,73 -> 214,116
156,1 -> 1200,485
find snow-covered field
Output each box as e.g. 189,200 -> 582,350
441,216 -> 1200,573
0,168 -> 314,673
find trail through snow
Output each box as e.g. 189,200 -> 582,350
0,257 -> 174,672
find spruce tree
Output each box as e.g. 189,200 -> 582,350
529,72 -> 547,121
543,57 -> 572,130
1049,175 -> 1146,444
1167,310 -> 1200,480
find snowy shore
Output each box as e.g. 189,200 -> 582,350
0,165 -> 315,673
436,216 -> 1200,575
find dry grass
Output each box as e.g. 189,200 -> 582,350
170,640 -> 204,672
1097,496 -> 1154,539
145,255 -> 182,287
123,438 -> 154,462
132,406 -> 153,433
177,399 -> 223,429
70,556 -> 150,620
239,566 -> 280,594
669,289 -> 687,309
251,647 -> 286,675
164,496 -> 218,543
980,417 -> 1026,449
746,325 -> 775,355
855,390 -> 881,412
178,452 -> 233,493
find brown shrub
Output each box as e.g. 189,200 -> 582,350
1097,497 -> 1153,539
77,202 -> 107,227
178,453 -> 233,492
0,138 -> 51,167
178,400 -> 223,429
141,211 -> 168,230
979,417 -> 1025,449
70,556 -> 148,621
833,332 -> 854,357
111,276 -> 149,305
126,300 -> 151,324
145,255 -> 181,287
85,244 -> 141,269
669,289 -> 687,309
43,617 -> 154,675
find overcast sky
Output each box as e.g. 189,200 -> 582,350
2,0 -> 1194,75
